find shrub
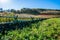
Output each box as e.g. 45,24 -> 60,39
0,18 -> 60,40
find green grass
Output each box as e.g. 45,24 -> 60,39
0,17 -> 40,22
0,17 -> 14,22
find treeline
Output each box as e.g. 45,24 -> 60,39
0,8 -> 60,15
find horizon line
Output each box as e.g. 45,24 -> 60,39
0,7 -> 60,10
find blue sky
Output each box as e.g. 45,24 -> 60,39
0,0 -> 60,10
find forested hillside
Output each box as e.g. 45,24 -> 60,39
0,8 -> 60,15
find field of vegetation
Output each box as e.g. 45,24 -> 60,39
0,8 -> 60,40
0,18 -> 60,40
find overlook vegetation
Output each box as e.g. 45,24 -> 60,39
0,8 -> 60,40
0,18 -> 60,40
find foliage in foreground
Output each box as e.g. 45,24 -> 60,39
0,18 -> 60,40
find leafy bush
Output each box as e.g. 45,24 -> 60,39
38,18 -> 60,40
0,18 -> 60,40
